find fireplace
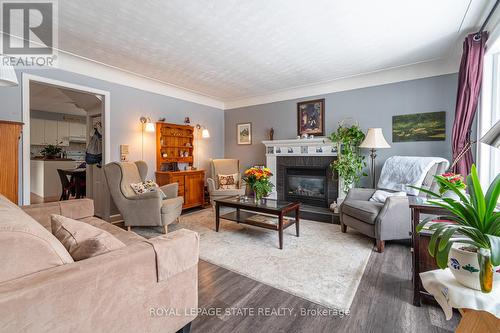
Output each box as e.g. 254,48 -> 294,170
276,156 -> 337,209
285,167 -> 327,206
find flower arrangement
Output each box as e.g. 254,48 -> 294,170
438,172 -> 466,194
244,167 -> 274,202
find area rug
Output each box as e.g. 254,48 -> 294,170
134,208 -> 373,310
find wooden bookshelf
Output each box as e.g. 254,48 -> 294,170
155,122 -> 204,209
156,122 -> 195,170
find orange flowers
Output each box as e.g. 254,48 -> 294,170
244,167 -> 272,181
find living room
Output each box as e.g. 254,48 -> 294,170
0,1 -> 499,333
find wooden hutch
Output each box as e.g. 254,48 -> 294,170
155,122 -> 205,209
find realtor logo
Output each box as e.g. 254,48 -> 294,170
1,0 -> 57,66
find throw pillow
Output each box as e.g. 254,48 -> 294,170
369,190 -> 407,203
51,214 -> 126,261
130,180 -> 167,199
217,173 -> 238,190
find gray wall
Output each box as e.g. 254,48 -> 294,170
225,74 -> 458,187
0,68 -> 225,183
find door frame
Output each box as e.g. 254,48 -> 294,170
21,73 -> 111,205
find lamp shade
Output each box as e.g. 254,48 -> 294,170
201,128 -> 210,138
145,122 -> 155,132
480,119 -> 500,148
359,128 -> 391,149
0,58 -> 18,87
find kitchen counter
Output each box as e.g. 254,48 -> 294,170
31,157 -> 77,161
30,160 -> 84,199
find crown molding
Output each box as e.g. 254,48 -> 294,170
56,51 -> 460,111
224,57 -> 460,110
57,52 -> 225,109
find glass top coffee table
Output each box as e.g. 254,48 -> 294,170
214,196 -> 300,249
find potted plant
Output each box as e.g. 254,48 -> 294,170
40,144 -> 62,159
329,122 -> 367,194
414,165 -> 500,293
243,167 -> 274,204
439,172 -> 467,200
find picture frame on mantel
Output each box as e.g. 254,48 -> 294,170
237,122 -> 252,145
297,98 -> 325,136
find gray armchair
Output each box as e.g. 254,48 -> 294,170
207,159 -> 246,205
103,161 -> 183,233
340,160 -> 448,252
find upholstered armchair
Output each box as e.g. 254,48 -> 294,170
207,159 -> 246,205
103,161 -> 183,233
340,158 -> 448,252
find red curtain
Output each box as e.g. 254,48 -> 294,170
451,32 -> 488,176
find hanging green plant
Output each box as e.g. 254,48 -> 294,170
329,122 -> 367,193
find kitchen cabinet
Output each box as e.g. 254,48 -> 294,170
44,120 -> 58,145
30,118 -> 86,146
30,118 -> 45,145
57,121 -> 70,146
69,121 -> 86,140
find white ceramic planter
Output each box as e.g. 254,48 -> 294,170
448,243 -> 500,290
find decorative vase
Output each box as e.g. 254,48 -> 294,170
448,243 -> 500,292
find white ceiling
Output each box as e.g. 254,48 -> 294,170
50,1 -> 490,103
30,82 -> 102,116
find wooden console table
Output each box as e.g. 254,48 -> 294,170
409,197 -> 448,306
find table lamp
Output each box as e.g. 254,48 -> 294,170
359,128 -> 391,188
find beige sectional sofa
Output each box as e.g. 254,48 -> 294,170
0,195 -> 199,333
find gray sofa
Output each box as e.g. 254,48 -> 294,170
103,161 -> 183,233
340,160 -> 448,252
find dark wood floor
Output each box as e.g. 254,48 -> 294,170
191,241 -> 459,333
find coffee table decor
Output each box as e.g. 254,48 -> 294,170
214,196 -> 300,249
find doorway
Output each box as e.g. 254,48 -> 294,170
22,74 -> 111,218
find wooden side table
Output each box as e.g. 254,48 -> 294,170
457,309 -> 499,333
409,197 -> 448,306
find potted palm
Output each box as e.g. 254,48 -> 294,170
414,165 -> 500,293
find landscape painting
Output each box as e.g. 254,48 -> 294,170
392,111 -> 446,142
237,123 -> 252,145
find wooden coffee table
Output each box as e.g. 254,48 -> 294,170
214,196 -> 300,249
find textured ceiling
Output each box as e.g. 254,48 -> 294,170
52,0 -> 487,101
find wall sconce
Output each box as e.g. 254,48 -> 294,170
196,124 -> 210,138
140,116 -> 155,132
140,116 -> 155,160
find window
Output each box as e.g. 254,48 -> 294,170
478,37 -> 500,188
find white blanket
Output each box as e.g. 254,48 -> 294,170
369,190 -> 407,203
377,156 -> 449,195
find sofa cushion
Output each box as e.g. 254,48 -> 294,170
161,197 -> 184,213
342,200 -> 384,224
0,195 -> 74,283
51,214 -> 125,261
79,216 -> 146,246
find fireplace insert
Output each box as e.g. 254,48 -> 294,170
285,167 -> 328,207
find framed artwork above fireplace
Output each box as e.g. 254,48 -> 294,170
297,98 -> 325,136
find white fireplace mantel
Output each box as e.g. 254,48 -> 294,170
262,138 -> 339,200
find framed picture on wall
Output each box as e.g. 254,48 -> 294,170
392,111 -> 446,142
297,99 -> 325,136
237,123 -> 252,145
